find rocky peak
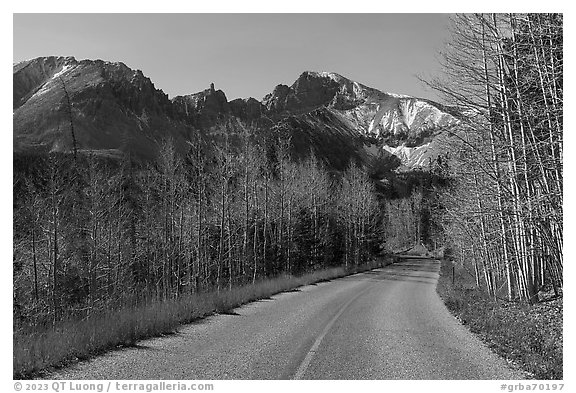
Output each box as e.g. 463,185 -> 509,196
13,56 -> 186,158
90,60 -> 173,117
172,84 -> 230,127
229,97 -> 266,122
261,84 -> 290,113
262,71 -> 340,114
262,70 -> 382,114
13,56 -> 77,109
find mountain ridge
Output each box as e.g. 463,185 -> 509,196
13,56 -> 460,170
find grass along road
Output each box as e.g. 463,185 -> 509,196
436,259 -> 562,379
16,260 -> 387,378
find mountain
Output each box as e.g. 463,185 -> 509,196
13,56 -> 190,159
13,57 -> 460,170
259,71 -> 459,170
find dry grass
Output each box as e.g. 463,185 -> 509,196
436,259 -> 563,380
14,259 -> 388,378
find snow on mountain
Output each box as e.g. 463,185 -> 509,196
30,63 -> 76,100
290,72 -> 459,169
382,143 -> 434,168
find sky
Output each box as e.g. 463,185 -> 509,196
13,13 -> 452,102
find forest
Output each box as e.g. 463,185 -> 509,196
13,124 -> 399,326
426,13 -> 563,303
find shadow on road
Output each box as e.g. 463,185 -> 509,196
218,310 -> 241,316
341,258 -> 440,285
125,343 -> 158,351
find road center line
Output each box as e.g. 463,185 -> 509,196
293,282 -> 374,379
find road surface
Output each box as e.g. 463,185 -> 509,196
44,258 -> 524,380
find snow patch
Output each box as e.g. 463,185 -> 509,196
30,64 -> 74,100
317,71 -> 343,82
367,96 -> 408,136
382,142 -> 435,168
52,64 -> 72,80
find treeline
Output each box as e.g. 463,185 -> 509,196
13,124 -> 383,328
427,14 -> 563,303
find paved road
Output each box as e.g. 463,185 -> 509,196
45,258 -> 524,380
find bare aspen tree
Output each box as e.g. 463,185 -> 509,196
424,13 -> 562,303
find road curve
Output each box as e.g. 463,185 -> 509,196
44,259 -> 525,380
